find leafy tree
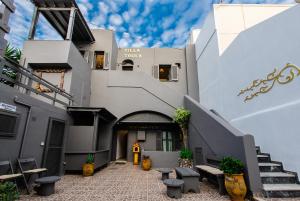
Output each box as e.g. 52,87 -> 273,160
173,107 -> 191,148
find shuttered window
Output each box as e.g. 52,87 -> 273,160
171,65 -> 178,81
104,52 -> 110,70
152,65 -> 159,79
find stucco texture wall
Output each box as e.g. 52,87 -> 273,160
196,4 -> 300,175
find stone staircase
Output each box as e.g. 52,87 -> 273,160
256,146 -> 300,198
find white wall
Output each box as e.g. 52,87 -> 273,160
196,4 -> 300,174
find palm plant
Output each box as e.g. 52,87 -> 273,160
1,44 -> 22,86
5,43 -> 22,63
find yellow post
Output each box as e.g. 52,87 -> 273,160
132,142 -> 140,165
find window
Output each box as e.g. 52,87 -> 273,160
159,65 -> 171,81
0,112 -> 19,138
162,131 -> 173,152
94,51 -> 105,70
122,59 -> 134,71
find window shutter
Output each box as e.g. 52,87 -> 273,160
104,52 -> 110,70
152,65 -> 159,79
88,51 -> 94,68
171,65 -> 178,81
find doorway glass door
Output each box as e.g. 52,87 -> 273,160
43,118 -> 65,176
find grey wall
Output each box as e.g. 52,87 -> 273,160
184,95 -> 262,194
117,48 -> 187,94
0,83 -> 69,174
142,151 -> 179,168
185,45 -> 199,101
22,40 -> 91,107
90,71 -> 183,119
126,130 -> 158,162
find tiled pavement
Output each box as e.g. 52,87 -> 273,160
20,162 -> 231,201
20,162 -> 300,201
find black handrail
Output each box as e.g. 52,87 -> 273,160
0,56 -> 73,106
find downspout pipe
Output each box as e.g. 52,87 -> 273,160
14,96 -> 32,158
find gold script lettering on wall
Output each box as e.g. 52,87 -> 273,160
238,63 -> 300,102
34,69 -> 66,93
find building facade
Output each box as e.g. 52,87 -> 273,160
1,0 -> 300,197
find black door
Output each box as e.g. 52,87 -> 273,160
43,118 -> 66,176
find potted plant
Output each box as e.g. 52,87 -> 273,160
173,107 -> 191,149
141,155 -> 152,171
178,148 -> 193,168
0,182 -> 19,201
220,157 -> 247,201
82,153 -> 95,176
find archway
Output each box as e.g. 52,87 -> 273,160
122,59 -> 134,71
111,111 -> 181,162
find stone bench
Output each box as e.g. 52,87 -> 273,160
34,176 -> 60,196
163,179 -> 184,199
157,168 -> 173,180
195,165 -> 226,195
175,167 -> 200,193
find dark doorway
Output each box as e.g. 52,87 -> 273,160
43,118 -> 65,176
116,130 -> 128,160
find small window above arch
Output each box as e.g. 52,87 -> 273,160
122,59 -> 134,71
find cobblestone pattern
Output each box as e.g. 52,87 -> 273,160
20,162 -> 232,201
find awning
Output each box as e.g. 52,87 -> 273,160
31,0 -> 95,43
67,107 -> 116,122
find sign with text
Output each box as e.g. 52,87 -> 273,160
0,102 -> 17,112
124,48 -> 142,58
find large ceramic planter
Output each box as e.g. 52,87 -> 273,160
142,156 -> 152,171
82,163 -> 94,176
224,173 -> 247,201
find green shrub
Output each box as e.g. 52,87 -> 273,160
220,157 -> 244,175
173,107 -> 191,129
86,153 -> 94,164
180,148 -> 193,160
0,182 -> 19,201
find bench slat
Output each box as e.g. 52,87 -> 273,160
196,165 -> 223,175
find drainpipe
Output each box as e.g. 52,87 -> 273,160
14,96 -> 32,158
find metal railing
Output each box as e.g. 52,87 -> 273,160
0,56 -> 73,107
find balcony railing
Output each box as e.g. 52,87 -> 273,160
0,56 -> 73,107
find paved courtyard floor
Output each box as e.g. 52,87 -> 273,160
20,162 -> 232,201
20,162 -> 300,201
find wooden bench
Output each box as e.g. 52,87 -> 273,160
175,167 -> 200,193
195,165 -> 226,195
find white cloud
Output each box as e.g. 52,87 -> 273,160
109,14 -> 123,26
122,12 -> 130,22
98,2 -> 109,14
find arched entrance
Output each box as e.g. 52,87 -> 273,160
112,111 -> 181,162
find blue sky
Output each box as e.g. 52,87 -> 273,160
6,0 -> 293,49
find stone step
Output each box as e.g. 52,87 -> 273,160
257,154 -> 271,163
261,172 -> 297,184
263,184 -> 300,198
259,163 -> 283,172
